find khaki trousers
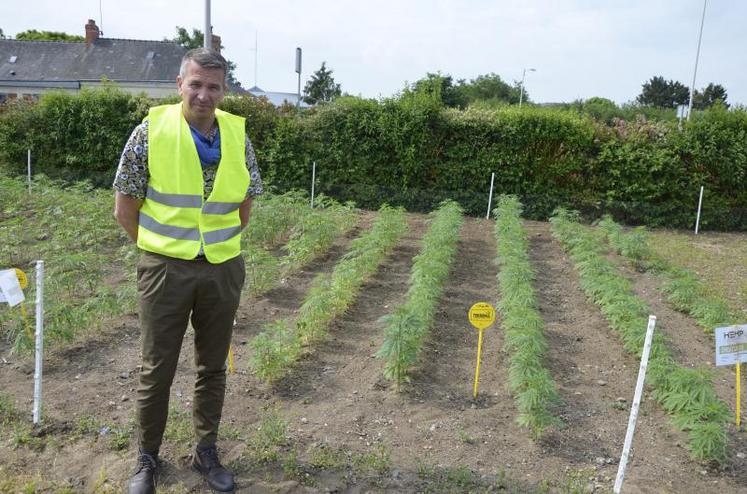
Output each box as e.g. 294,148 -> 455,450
135,251 -> 244,454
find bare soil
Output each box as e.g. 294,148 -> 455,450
1,215 -> 746,493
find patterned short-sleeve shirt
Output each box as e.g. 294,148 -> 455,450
113,120 -> 263,200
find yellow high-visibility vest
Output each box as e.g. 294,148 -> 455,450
137,103 -> 249,263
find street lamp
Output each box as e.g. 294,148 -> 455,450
519,68 -> 536,107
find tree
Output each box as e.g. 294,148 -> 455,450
409,72 -> 467,108
15,29 -> 83,41
458,73 -> 521,106
693,83 -> 729,109
170,26 -> 241,88
303,62 -> 342,105
172,26 -> 203,49
636,76 -> 689,108
0,29 -> 5,39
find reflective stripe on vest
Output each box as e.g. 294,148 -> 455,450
147,186 -> 241,214
136,103 -> 249,263
146,186 -> 202,208
139,212 -> 200,241
203,225 -> 243,244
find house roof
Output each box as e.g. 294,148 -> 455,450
0,38 -> 187,83
249,87 -> 309,108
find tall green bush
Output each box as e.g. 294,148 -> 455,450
0,85 -> 150,185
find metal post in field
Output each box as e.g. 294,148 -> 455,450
27,149 -> 31,194
614,315 -> 657,494
486,172 -> 495,219
32,260 -> 45,426
695,185 -> 704,235
310,161 -> 316,208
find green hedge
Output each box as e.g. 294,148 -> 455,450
263,97 -> 746,229
0,87 -> 280,187
0,86 -> 150,184
1,86 -> 745,229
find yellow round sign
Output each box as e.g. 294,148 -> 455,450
468,302 -> 495,330
14,268 -> 28,290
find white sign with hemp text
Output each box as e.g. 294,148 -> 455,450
0,269 -> 25,306
715,324 -> 747,366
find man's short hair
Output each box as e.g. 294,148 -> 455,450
179,48 -> 228,83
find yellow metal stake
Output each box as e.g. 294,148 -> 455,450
227,344 -> 235,374
737,362 -> 742,430
473,328 -> 485,399
468,302 -> 496,400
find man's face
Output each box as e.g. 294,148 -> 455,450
177,61 -> 226,122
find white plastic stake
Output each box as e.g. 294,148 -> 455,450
486,172 -> 495,219
33,260 -> 45,425
614,315 -> 657,494
27,149 -> 31,194
694,186 -> 704,235
310,161 -> 316,208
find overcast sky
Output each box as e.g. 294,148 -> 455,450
3,0 -> 745,105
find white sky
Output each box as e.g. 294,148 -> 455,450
2,0 -> 745,105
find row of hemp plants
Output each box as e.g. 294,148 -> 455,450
494,196 -> 561,437
0,173 -> 138,353
250,205 -> 407,382
377,200 -> 464,389
551,209 -> 731,464
242,192 -> 358,296
598,215 -> 740,333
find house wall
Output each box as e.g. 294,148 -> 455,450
0,81 -> 177,100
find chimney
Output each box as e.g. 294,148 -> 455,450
85,19 -> 100,46
211,34 -> 222,53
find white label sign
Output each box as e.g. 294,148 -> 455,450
715,324 -> 747,366
0,269 -> 25,307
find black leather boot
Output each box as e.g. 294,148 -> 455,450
128,451 -> 158,494
192,445 -> 235,492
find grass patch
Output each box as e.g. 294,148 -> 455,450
599,215 -> 743,332
71,414 -> 133,451
647,229 -> 747,321
243,408 -> 289,465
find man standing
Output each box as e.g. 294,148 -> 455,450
113,48 -> 262,494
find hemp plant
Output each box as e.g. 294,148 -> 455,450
377,200 -> 464,389
551,208 -> 731,464
251,205 -> 406,383
494,195 -> 561,437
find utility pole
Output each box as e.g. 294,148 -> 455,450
204,0 -> 212,50
295,47 -> 302,108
